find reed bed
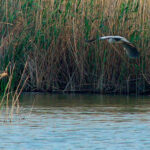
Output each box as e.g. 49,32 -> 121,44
0,0 -> 150,95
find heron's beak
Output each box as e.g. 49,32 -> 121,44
85,38 -> 97,43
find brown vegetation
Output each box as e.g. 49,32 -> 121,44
0,0 -> 150,94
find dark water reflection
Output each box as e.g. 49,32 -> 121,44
1,93 -> 150,150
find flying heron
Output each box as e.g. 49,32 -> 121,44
86,36 -> 140,59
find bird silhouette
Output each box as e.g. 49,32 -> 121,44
86,36 -> 140,59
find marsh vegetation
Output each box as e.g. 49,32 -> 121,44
0,0 -> 150,95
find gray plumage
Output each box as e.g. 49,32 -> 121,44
86,36 -> 139,58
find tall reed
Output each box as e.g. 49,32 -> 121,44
0,0 -> 150,94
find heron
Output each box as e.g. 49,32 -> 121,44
86,36 -> 140,59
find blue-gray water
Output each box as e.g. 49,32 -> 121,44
1,93 -> 150,150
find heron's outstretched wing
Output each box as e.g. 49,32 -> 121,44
122,42 -> 139,58
86,36 -> 129,43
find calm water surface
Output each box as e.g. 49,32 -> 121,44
1,93 -> 150,150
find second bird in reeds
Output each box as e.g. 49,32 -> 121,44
86,36 -> 140,59
0,71 -> 8,80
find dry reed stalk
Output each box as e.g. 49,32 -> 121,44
8,60 -> 29,119
0,63 -> 15,119
0,16 -> 25,56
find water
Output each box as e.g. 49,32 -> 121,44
1,93 -> 150,150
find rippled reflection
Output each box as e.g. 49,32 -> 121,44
0,93 -> 150,150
